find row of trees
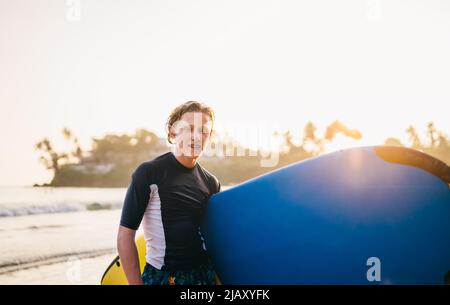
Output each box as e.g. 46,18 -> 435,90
35,122 -> 449,187
35,129 -> 167,187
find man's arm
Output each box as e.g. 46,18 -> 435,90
117,225 -> 143,285
117,164 -> 152,285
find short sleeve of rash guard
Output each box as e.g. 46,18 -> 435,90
120,164 -> 152,230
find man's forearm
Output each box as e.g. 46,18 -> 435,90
117,237 -> 143,285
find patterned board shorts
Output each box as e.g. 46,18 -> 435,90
141,262 -> 216,285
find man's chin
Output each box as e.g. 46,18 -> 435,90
176,148 -> 203,158
189,150 -> 203,158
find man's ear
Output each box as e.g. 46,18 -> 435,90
167,126 -> 176,144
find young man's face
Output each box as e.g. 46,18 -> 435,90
171,112 -> 213,158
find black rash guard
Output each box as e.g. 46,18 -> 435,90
120,151 -> 221,271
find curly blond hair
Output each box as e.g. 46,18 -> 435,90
166,101 -> 215,144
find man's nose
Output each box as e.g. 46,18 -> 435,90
191,131 -> 202,142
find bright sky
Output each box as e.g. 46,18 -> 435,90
1,0 -> 449,186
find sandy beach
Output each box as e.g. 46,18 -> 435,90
0,253 -> 117,285
0,209 -> 140,285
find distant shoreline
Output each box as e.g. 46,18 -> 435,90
31,184 -> 127,189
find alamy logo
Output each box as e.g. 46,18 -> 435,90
66,0 -> 81,22
366,257 -> 381,282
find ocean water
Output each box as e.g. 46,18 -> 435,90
0,186 -> 127,217
0,185 -> 231,217
0,186 -> 129,274
0,185 -> 230,277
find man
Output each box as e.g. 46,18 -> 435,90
117,101 -> 221,285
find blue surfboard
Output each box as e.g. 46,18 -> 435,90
201,146 -> 450,284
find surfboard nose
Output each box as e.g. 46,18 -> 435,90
374,145 -> 450,185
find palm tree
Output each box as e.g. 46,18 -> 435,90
35,138 -> 68,178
